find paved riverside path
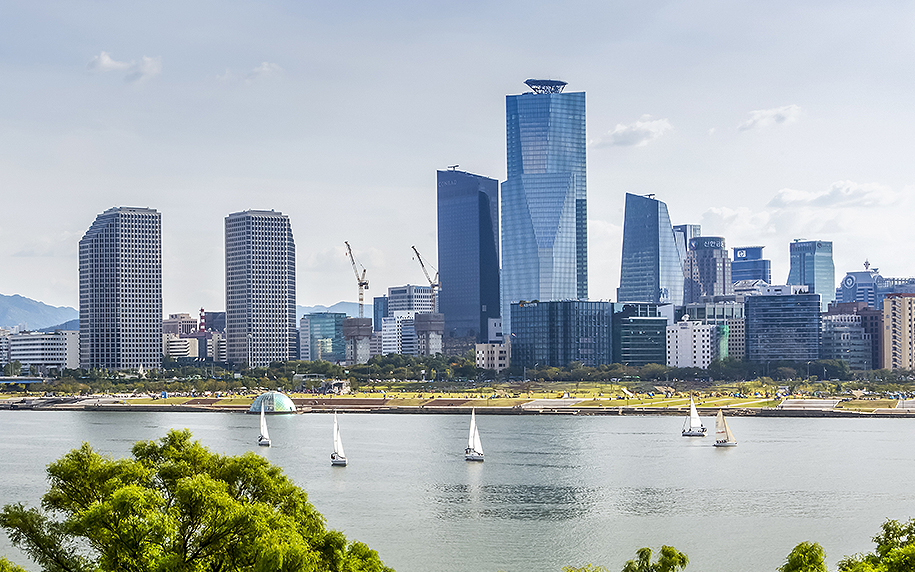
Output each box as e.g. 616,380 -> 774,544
520,398 -> 586,409
777,399 -> 841,410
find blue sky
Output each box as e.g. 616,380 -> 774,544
2,1 -> 914,312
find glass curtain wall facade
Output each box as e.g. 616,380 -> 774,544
225,210 -> 296,367
745,293 -> 821,362
617,193 -> 683,306
502,80 -> 587,335
303,312 -> 346,363
787,240 -> 835,311
437,170 -> 501,345
509,301 -> 611,368
732,246 -> 771,283
79,207 -> 162,370
611,303 -> 672,367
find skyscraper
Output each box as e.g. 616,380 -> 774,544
683,236 -> 732,303
225,210 -> 296,367
732,246 -> 771,283
617,193 -> 683,305
787,239 -> 835,311
502,79 -> 587,334
79,206 -> 162,370
437,169 -> 500,347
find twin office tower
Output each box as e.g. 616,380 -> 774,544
439,79 -> 587,341
79,207 -> 296,371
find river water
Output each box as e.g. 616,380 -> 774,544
1,411 -> 913,571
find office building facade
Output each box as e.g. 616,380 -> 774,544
10,330 -> 79,372
437,169 -> 501,346
732,246 -> 771,283
787,240 -> 835,311
882,294 -> 915,370
666,320 -> 722,369
510,301 -> 611,368
820,314 -> 872,370
225,210 -> 296,367
502,79 -> 587,334
683,237 -> 732,303
79,206 -> 162,370
299,313 -> 346,363
373,295 -> 388,332
673,224 -> 701,270
612,303 -> 675,367
745,289 -> 821,362
618,193 -> 683,306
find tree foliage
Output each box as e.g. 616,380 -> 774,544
621,546 -> 689,572
779,542 -> 827,572
0,429 -> 393,572
838,518 -> 915,572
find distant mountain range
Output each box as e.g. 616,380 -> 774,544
1,293 -> 368,332
0,294 -> 79,330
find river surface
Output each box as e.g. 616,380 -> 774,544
1,411 -> 913,571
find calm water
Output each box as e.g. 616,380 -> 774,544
1,411 -> 914,571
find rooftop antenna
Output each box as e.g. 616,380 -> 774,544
864,259 -> 871,270
645,193 -> 656,199
447,164 -> 459,171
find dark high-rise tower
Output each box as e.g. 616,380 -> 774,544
437,169 -> 500,348
79,207 -> 162,370
502,79 -> 587,334
225,210 -> 296,367
683,237 -> 733,303
617,193 -> 683,305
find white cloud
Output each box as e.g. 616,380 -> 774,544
87,52 -> 161,83
246,62 -> 283,84
737,104 -> 802,131
87,51 -> 132,72
768,180 -> 898,208
594,115 -> 672,147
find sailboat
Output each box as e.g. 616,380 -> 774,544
681,396 -> 707,437
713,409 -> 737,447
257,401 -> 271,447
464,408 -> 484,462
331,411 -> 347,466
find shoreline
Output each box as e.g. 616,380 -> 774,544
3,397 -> 915,417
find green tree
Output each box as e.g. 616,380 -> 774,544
563,565 -> 609,572
779,542 -> 827,572
0,557 -> 28,572
0,429 -> 393,572
621,546 -> 688,572
838,518 -> 915,572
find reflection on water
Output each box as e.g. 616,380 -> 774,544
430,483 -> 597,521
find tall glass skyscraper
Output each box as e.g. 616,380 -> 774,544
502,79 -> 587,334
732,246 -> 771,283
225,210 -> 296,367
437,169 -> 500,346
787,239 -> 835,311
79,207 -> 162,370
617,193 -> 683,305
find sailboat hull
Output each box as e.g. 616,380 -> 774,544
331,456 -> 347,466
682,428 -> 707,437
258,436 -> 271,447
465,451 -> 484,462
713,441 -> 737,447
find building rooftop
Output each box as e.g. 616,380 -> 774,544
524,79 -> 567,94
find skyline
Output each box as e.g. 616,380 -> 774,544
3,2 -> 915,314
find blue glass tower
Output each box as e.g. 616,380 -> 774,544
787,240 -> 835,311
502,79 -> 587,334
617,193 -> 683,305
732,246 -> 771,283
437,169 -> 500,344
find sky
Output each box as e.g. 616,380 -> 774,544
2,1 -> 915,314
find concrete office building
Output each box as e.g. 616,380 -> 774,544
225,210 -> 296,367
666,320 -> 722,369
618,194 -> 683,306
502,79 -> 588,335
79,207 -> 162,370
787,240 -> 835,311
820,314 -> 872,370
882,294 -> 915,370
437,169 -> 501,350
10,330 -> 79,372
162,313 -> 198,335
476,342 -> 510,373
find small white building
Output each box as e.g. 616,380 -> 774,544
476,342 -> 510,372
666,319 -> 718,369
10,330 -> 79,371
163,334 -> 199,359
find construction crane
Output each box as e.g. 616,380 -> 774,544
344,241 -> 369,318
411,245 -> 440,312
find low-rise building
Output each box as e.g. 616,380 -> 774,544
666,319 -> 722,369
820,314 -> 872,370
10,330 -> 79,372
882,293 -> 915,370
475,343 -> 510,372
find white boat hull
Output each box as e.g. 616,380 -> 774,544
714,441 -> 737,447
465,448 -> 484,462
258,436 -> 271,447
682,428 -> 707,437
331,454 -> 347,466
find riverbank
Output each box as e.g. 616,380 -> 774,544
3,395 -> 915,417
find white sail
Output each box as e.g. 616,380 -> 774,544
472,424 -> 483,455
260,401 -> 270,441
689,398 -> 702,429
714,409 -> 736,445
333,412 -> 346,458
723,415 -> 736,443
468,409 -> 477,449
